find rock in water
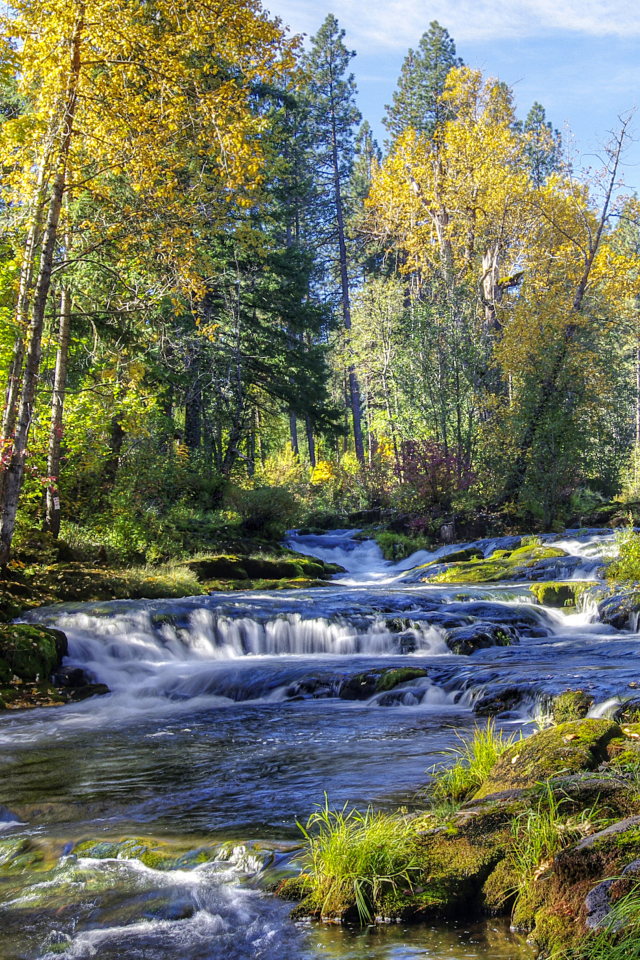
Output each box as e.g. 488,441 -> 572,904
445,623 -> 518,655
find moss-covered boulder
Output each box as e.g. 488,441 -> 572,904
0,623 -> 67,684
552,690 -> 594,723
427,543 -> 574,585
530,582 -> 582,608
183,553 -> 342,584
474,720 -> 622,798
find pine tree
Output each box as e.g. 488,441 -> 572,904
302,15 -> 365,463
383,21 -> 462,143
520,102 -> 562,187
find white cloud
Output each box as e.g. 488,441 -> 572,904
267,0 -> 640,50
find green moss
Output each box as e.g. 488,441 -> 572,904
482,857 -> 519,911
530,582 -> 584,608
430,544 -> 570,584
0,623 -> 65,683
552,690 -> 594,722
474,720 -> 622,798
375,668 -> 428,692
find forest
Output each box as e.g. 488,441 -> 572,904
1,0 -> 639,568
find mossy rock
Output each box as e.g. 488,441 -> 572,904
375,668 -> 428,693
552,690 -> 594,722
441,548 -> 485,563
0,623 -> 67,683
432,544 -> 569,585
182,556 -> 249,580
474,720 -> 622,798
530,582 -> 582,608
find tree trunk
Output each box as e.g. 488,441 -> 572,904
103,418 -> 125,488
185,387 -> 201,451
0,10 -> 83,564
44,286 -> 72,537
305,415 -> 316,467
1,138 -> 55,444
289,411 -> 299,457
330,112 -> 364,463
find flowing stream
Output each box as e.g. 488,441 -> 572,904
0,528 -> 628,958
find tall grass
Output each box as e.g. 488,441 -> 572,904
511,784 -> 603,893
297,796 -> 421,923
431,720 -> 520,802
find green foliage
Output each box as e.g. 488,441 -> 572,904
297,795 -> 421,923
224,484 -> 300,539
430,720 -> 520,802
374,529 -> 433,560
607,527 -> 640,583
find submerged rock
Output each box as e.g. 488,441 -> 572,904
473,686 -> 528,716
445,623 -> 518,656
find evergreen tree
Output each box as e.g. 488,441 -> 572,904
520,102 -> 562,187
383,21 -> 462,143
302,14 -> 365,463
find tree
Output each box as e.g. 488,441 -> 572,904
383,21 -> 462,144
0,0 -> 295,562
520,102 -> 562,188
302,15 -> 365,463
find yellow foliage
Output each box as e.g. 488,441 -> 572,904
310,460 -> 335,485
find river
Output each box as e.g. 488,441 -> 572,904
0,529 -> 627,958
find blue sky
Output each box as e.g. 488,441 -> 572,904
265,0 -> 640,192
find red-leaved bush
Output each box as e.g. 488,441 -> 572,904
397,440 -> 474,509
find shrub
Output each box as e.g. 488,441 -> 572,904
396,439 -> 474,511
606,527 -> 640,583
224,484 -> 299,538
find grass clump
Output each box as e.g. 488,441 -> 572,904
511,784 -> 603,895
297,795 -> 421,923
431,720 -> 521,802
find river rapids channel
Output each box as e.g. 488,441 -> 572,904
0,528 -> 628,958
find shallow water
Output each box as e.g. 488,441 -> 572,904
0,529 -> 626,958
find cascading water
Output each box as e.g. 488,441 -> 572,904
0,526 -> 632,959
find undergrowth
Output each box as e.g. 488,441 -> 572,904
297,795 -> 421,923
430,720 -> 520,802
